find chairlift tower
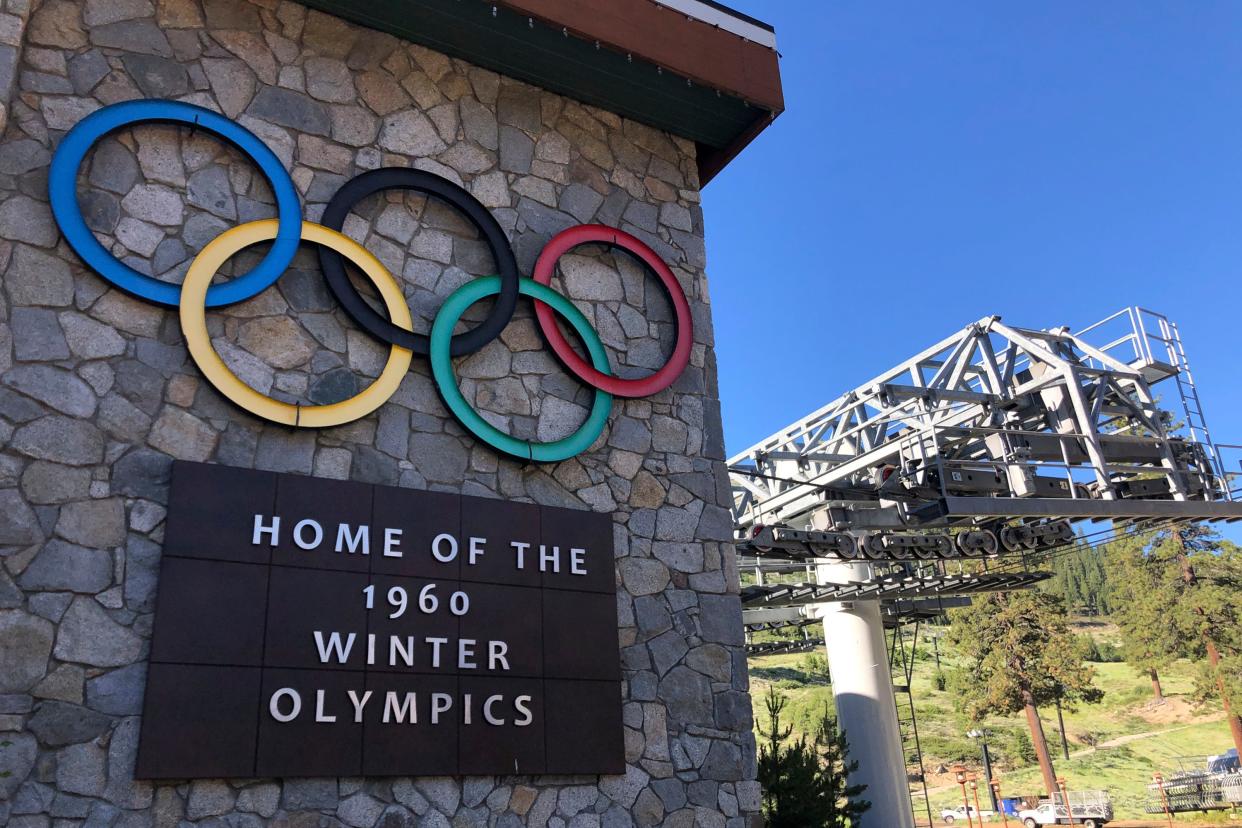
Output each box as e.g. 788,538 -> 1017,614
730,308 -> 1242,828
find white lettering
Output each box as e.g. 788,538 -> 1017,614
513,695 -> 533,726
459,638 -> 476,669
390,636 -> 415,667
367,633 -> 375,664
252,514 -> 280,546
570,547 -> 587,575
488,640 -> 510,671
294,519 -> 323,550
468,536 -> 486,565
347,690 -> 372,723
269,688 -> 301,722
383,691 -> 416,724
483,694 -> 505,726
315,689 -> 336,722
432,533 -> 458,562
313,630 -> 356,664
383,527 -> 403,557
335,524 -> 370,556
540,544 -> 560,573
462,692 -> 473,725
511,541 -> 529,569
431,692 -> 453,724
427,637 -> 447,668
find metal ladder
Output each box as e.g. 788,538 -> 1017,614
889,622 -> 934,827
1148,311 -> 1231,498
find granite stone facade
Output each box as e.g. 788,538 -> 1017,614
0,0 -> 759,826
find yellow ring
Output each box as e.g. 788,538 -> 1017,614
179,219 -> 414,427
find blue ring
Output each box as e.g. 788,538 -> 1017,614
48,100 -> 301,307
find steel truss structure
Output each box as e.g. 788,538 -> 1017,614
729,307 -> 1242,546
733,308 -> 1242,828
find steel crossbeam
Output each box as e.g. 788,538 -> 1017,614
739,571 -> 1052,607
742,597 -> 971,628
729,307 -> 1240,533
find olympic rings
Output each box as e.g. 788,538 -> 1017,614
180,220 -> 414,427
48,98 -> 694,463
533,224 -> 694,398
431,277 -> 613,462
318,167 -> 520,358
49,99 -> 301,307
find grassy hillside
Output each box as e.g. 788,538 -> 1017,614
748,619 -> 1238,820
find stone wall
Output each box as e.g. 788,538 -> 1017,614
0,0 -> 34,135
0,0 -> 759,826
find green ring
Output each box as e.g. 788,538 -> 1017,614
430,276 -> 614,462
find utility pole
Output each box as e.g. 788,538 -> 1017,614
1173,528 -> 1242,756
1054,691 -> 1071,761
968,729 -> 1000,811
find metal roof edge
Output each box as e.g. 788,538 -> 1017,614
650,0 -> 777,49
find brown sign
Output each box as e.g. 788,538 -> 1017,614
135,461 -> 623,779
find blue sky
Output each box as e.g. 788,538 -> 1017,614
705,2 -> 1241,476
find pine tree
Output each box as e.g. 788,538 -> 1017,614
947,590 -> 1103,796
816,704 -> 870,827
758,686 -> 828,828
1166,525 -> 1242,755
1106,529 -> 1180,703
757,687 -> 870,827
1104,524 -> 1242,754
1194,545 -> 1242,708
1042,539 -> 1113,615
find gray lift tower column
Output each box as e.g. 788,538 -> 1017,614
817,560 -> 914,828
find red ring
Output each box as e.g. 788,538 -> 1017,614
532,224 -> 693,398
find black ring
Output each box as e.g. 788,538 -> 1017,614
318,168 -> 520,357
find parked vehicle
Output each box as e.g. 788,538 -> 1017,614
1148,751 -> 1242,812
942,804 -> 995,823
1017,790 -> 1112,827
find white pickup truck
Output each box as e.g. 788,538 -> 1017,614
941,804 -> 995,823
1017,790 -> 1113,827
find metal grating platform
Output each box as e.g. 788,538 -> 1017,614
740,570 -> 1052,608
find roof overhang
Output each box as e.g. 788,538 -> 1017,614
295,0 -> 783,184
